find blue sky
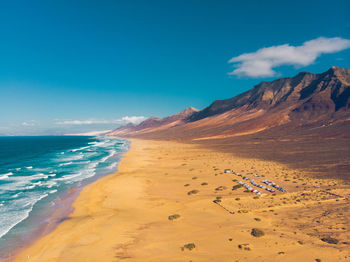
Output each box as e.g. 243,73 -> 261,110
0,0 -> 349,135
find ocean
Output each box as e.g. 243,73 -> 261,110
0,136 -> 128,258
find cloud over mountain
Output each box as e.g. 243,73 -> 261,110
54,116 -> 146,125
228,37 -> 350,77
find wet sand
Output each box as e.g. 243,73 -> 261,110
1,188 -> 79,262
13,138 -> 350,261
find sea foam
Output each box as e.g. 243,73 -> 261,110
0,136 -> 128,252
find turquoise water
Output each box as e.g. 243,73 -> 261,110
0,136 -> 128,258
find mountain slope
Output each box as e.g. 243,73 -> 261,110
189,66 -> 349,123
108,107 -> 198,137
110,66 -> 350,140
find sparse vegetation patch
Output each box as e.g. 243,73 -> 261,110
181,243 -> 196,251
168,214 -> 180,220
215,186 -> 227,191
187,190 -> 199,195
232,184 -> 243,191
251,228 -> 265,237
321,236 -> 339,244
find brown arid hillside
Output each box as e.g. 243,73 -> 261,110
110,106 -> 199,137
110,66 -> 350,140
108,66 -> 350,179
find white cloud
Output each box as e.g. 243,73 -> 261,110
54,116 -> 146,125
22,120 -> 37,126
228,37 -> 350,77
120,116 -> 147,124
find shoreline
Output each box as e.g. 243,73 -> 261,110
1,185 -> 82,262
1,137 -> 129,262
13,138 -> 350,261
1,187 -> 80,262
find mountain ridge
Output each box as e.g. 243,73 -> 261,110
109,66 -> 350,139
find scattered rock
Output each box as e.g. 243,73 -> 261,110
201,182 -> 208,186
254,218 -> 261,221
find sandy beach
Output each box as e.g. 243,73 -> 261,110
13,138 -> 350,262
2,1 -> 349,261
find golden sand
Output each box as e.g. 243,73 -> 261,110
14,139 -> 350,261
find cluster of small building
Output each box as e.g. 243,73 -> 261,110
237,180 -> 262,195
224,169 -> 287,195
261,179 -> 287,192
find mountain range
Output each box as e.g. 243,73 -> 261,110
109,66 -> 350,141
